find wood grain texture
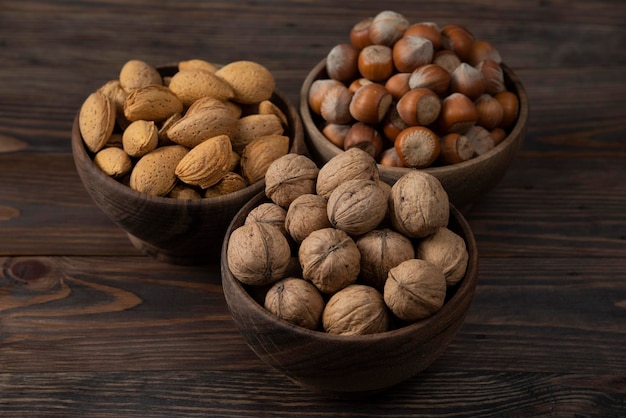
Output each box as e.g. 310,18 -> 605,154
1,0 -> 625,415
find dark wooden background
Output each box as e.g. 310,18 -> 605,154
1,0 -> 625,416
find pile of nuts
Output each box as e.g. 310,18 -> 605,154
78,59 -> 291,198
308,10 -> 520,168
226,147 -> 469,335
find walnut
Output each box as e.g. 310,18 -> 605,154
265,153 -> 319,208
389,170 -> 449,238
284,193 -> 332,243
226,221 -> 291,286
264,277 -> 325,330
327,179 -> 387,236
383,259 -> 446,322
416,227 -> 468,287
356,228 -> 415,291
298,227 -> 360,294
322,284 -> 390,335
245,202 -> 287,236
316,147 -> 379,199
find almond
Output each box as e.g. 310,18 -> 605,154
119,59 -> 162,92
93,147 -> 132,178
258,99 -> 288,127
79,91 -> 116,153
124,84 -> 184,122
204,172 -> 249,198
175,134 -> 232,189
168,69 -> 235,107
241,134 -> 290,184
215,60 -> 275,104
166,105 -> 239,148
178,59 -> 219,73
122,120 -> 159,158
232,113 -> 284,154
99,79 -> 131,129
130,145 -> 189,196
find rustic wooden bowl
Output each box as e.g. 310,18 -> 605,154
221,191 -> 479,398
300,58 -> 529,212
72,65 -> 305,265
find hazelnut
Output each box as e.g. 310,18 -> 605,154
389,170 -> 449,238
350,17 -> 374,50
450,63 -> 486,100
438,132 -> 475,165
265,154 -> 319,208
226,221 -> 291,286
322,284 -> 390,335
308,78 -> 343,115
438,92 -> 478,134
322,123 -> 351,149
358,45 -> 394,82
299,227 -> 361,294
320,84 -> 354,125
384,259 -> 447,322
494,90 -> 519,129
476,59 -> 505,95
465,125 -> 495,156
381,106 -> 410,142
441,24 -> 476,62
384,72 -> 412,101
474,94 -> 504,130
264,277 -> 325,331
396,87 -> 442,126
408,64 -> 451,96
343,122 -> 384,159
379,147 -> 405,167
432,49 -> 462,74
369,10 -> 410,47
416,227 -> 469,287
285,193 -> 332,243
326,43 -> 360,82
356,228 -> 415,291
392,35 -> 434,73
469,39 -> 502,66
490,127 -> 507,145
404,22 -> 442,50
394,126 -> 441,169
327,179 -> 387,236
349,83 -> 393,124
348,77 -> 374,94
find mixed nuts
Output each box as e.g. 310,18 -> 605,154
78,58 -> 291,198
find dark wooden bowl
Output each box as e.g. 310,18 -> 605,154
72,65 -> 305,265
300,58 -> 529,212
221,191 -> 479,398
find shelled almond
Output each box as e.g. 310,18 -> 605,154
309,10 -> 520,169
79,58 -> 290,198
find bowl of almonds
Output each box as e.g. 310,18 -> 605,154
72,58 -> 305,264
300,10 -> 529,211
221,148 -> 479,398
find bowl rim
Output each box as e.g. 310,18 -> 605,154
221,190 -> 479,343
72,65 -> 304,208
299,57 -> 529,175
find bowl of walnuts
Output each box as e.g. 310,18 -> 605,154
221,148 -> 479,397
300,10 -> 529,211
72,58 -> 305,264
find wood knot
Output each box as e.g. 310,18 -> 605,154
2,258 -> 60,292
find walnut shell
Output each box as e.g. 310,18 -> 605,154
226,221 -> 291,286
322,284 -> 390,335
384,259 -> 446,322
265,154 -> 319,208
416,227 -> 468,287
298,227 -> 360,294
356,228 -> 415,291
389,170 -> 449,238
284,194 -> 332,243
245,202 -> 287,236
316,147 -> 380,199
264,277 -> 325,330
327,179 -> 387,236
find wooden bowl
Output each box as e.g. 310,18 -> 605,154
221,191 -> 479,398
300,58 -> 529,211
72,65 -> 305,265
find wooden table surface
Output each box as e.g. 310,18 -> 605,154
1,1 -> 625,416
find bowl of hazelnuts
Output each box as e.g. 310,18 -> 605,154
221,148 -> 478,398
72,58 -> 305,264
300,10 -> 529,211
